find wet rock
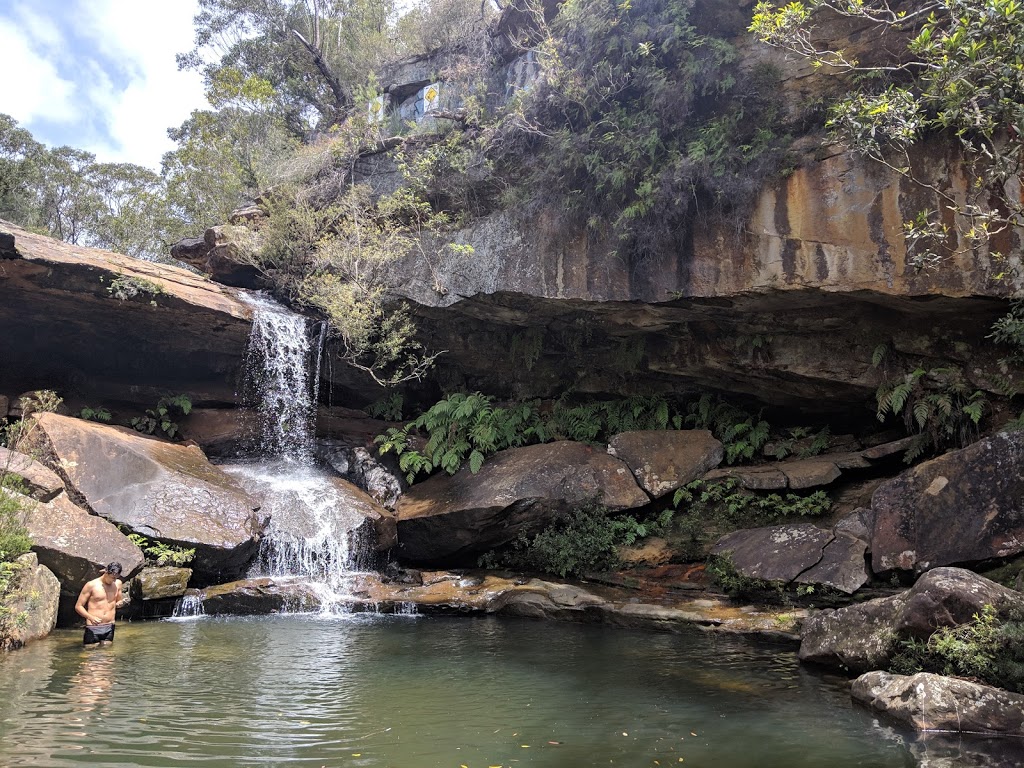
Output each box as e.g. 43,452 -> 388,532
0,553 -> 60,650
871,431 -> 1024,573
196,578 -> 323,615
177,408 -> 258,456
799,568 -> 1024,673
318,444 -> 404,508
834,507 -> 873,544
131,567 -> 193,601
852,671 -> 1024,735
395,441 -> 648,564
0,446 -> 63,501
222,463 -> 396,560
607,429 -> 723,498
0,395 -> 7,418
799,593 -> 906,673
29,413 -> 264,581
711,524 -> 833,583
21,490 -> 145,593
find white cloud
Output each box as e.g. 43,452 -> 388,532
0,16 -> 76,124
71,0 -> 208,169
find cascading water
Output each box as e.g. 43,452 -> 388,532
228,293 -> 370,610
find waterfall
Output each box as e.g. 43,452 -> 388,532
233,293 -> 369,610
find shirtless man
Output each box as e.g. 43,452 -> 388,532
75,562 -> 128,646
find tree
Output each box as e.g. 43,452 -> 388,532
0,114 -> 45,227
749,0 -> 1024,270
87,163 -> 168,259
179,0 -> 405,132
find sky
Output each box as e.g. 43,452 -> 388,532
0,0 -> 209,170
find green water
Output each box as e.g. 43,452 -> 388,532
0,614 -> 920,767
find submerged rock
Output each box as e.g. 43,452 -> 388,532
871,431 -> 1024,573
28,413 -> 264,581
395,441 -> 648,564
852,671 -> 1024,735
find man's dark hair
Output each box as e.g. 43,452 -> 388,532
104,562 -> 123,576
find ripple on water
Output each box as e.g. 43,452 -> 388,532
0,615 -> 924,768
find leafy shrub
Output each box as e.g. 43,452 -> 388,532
376,392 -> 545,482
479,502 -> 674,578
130,395 -> 192,440
127,534 -> 195,567
889,605 -> 1024,693
0,476 -> 32,564
685,394 -> 770,464
106,275 -> 165,302
546,395 -> 676,443
672,478 -> 831,524
875,366 -> 986,462
705,553 -> 785,602
78,406 -> 111,423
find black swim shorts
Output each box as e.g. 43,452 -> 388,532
83,623 -> 115,645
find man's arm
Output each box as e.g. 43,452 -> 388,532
75,582 -> 98,625
115,579 -> 129,608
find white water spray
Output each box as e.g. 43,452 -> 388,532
234,293 -> 371,610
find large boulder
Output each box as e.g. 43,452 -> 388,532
0,446 -> 63,501
711,524 -> 869,594
871,431 -> 1024,573
852,672 -> 1024,735
317,443 -> 405,508
202,225 -> 262,288
395,441 -> 648,564
607,429 -> 723,498
130,567 -> 193,601
29,413 -> 264,581
222,463 -> 397,566
0,553 -> 60,650
800,567 -> 1024,673
21,490 -> 145,593
0,220 -> 254,406
194,577 -> 323,615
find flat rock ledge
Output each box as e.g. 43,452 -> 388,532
187,571 -> 807,638
852,671 -> 1024,736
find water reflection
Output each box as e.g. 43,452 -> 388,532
0,616 -> 1014,768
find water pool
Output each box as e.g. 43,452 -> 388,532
0,614 -> 922,767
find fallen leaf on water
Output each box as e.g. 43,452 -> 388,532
521,744 -> 530,748
690,732 -> 697,737
622,732 -> 628,736
547,741 -> 561,745
461,764 -> 468,767
352,753 -> 361,757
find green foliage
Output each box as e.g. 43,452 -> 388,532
376,392 -> 544,481
875,366 -> 986,462
377,393 -> 680,481
510,328 -> 545,372
672,478 -> 831,524
497,0 -> 791,255
685,394 -> 770,464
126,533 -> 196,567
130,395 -> 193,440
479,501 -> 674,578
364,392 -> 404,421
77,406 -> 112,423
106,275 -> 165,302
889,605 -> 1024,693
705,553 -> 785,601
546,395 -> 674,443
0,477 -> 33,564
765,426 -> 831,460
